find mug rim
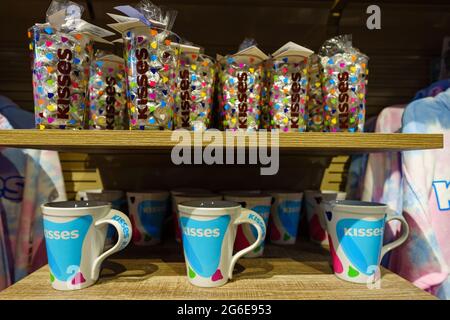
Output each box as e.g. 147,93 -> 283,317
326,200 -> 387,208
42,201 -> 111,217
174,193 -> 222,199
178,200 -> 241,213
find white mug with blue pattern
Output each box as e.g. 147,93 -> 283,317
324,200 -> 409,284
178,200 -> 266,288
127,191 -> 169,245
41,201 -> 132,291
268,191 -> 303,245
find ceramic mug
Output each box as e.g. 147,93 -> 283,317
170,188 -> 215,243
324,200 -> 409,284
127,190 -> 169,245
223,192 -> 272,257
172,193 -> 222,243
304,190 -> 346,245
85,190 -> 127,248
267,191 -> 303,245
178,200 -> 266,287
41,201 -> 132,291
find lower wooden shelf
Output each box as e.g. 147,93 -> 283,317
0,241 -> 434,300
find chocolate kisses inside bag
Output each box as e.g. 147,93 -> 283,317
174,44 -> 216,131
267,42 -> 314,132
306,54 -> 325,132
29,0 -> 115,129
319,35 -> 369,132
88,51 -> 128,130
218,45 -> 268,131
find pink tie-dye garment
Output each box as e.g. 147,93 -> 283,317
389,89 -> 450,299
0,114 -> 66,291
361,106 -> 405,246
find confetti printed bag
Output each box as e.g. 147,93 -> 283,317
267,58 -> 309,132
88,52 -> 128,130
29,1 -> 115,130
218,54 -> 266,131
267,42 -> 313,132
29,25 -> 93,129
306,54 -> 326,132
123,26 -> 180,130
174,52 -> 216,131
319,35 -> 369,132
258,60 -> 272,130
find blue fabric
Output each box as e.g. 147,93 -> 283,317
0,96 -> 34,129
404,88 -> 450,132
413,79 -> 450,102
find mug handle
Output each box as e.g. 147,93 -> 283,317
380,208 -> 409,259
91,209 -> 132,280
228,208 -> 266,280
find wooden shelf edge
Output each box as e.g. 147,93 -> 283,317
0,130 -> 443,154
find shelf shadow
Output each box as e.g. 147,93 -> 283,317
106,240 -> 335,281
98,260 -> 160,284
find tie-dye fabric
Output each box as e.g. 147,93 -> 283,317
0,114 -> 66,291
388,89 -> 450,299
361,106 -> 405,256
345,115 -> 387,201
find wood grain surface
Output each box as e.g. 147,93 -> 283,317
0,241 -> 435,300
0,130 -> 443,154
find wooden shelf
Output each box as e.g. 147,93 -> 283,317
0,241 -> 434,300
0,130 -> 443,154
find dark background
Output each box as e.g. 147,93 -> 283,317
0,0 -> 449,118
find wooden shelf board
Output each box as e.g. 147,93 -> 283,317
0,241 -> 435,300
0,130 -> 443,155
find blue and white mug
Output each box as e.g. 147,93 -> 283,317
127,191 -> 169,245
41,201 -> 132,291
268,191 -> 303,245
223,192 -> 272,258
178,200 -> 266,288
324,200 -> 409,284
172,193 -> 222,243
